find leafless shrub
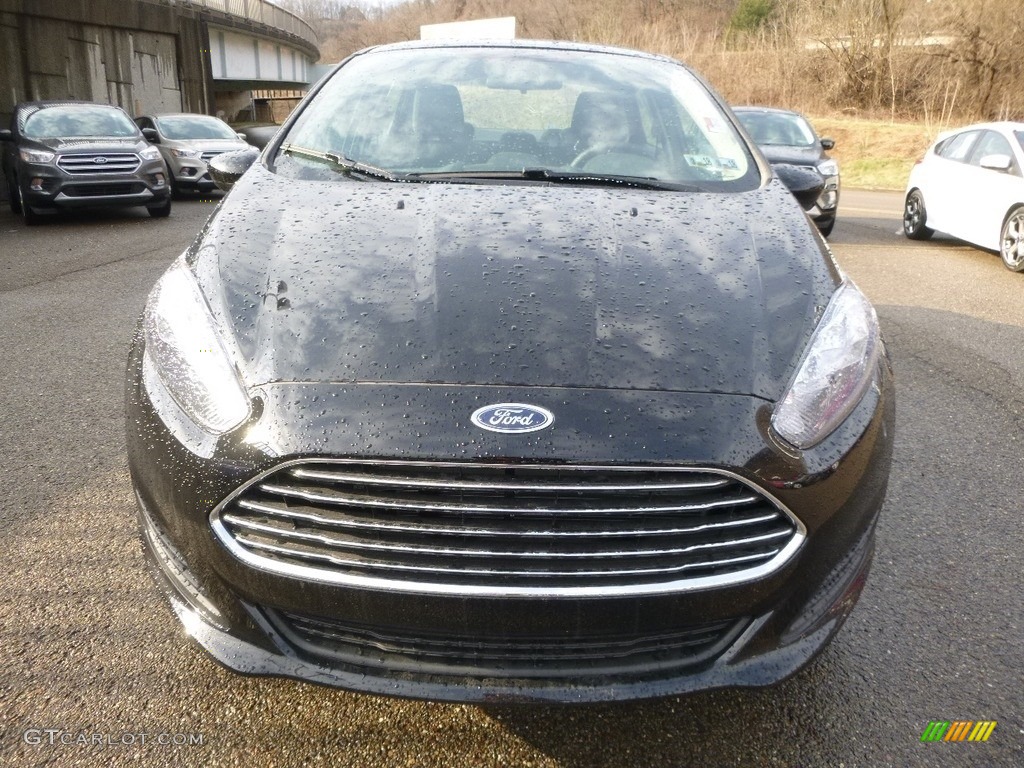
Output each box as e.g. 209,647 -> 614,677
301,0 -> 1024,122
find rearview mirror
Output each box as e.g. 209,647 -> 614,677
142,127 -> 159,143
209,148 -> 260,192
0,128 -> 13,142
820,137 -> 836,151
980,153 -> 1012,172
773,163 -> 825,211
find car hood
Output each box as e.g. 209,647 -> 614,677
189,163 -> 839,401
30,136 -> 147,152
164,138 -> 249,151
755,145 -> 826,168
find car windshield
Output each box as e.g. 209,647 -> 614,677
736,111 -> 816,148
156,115 -> 238,140
275,45 -> 758,190
1015,130 -> 1024,155
23,106 -> 138,139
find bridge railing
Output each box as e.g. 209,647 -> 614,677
174,0 -> 319,49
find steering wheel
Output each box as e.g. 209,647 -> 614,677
570,144 -> 657,169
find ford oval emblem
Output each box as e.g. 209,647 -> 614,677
471,403 -> 554,434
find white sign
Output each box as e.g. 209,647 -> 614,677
420,17 -> 516,41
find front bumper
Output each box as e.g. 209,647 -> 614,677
810,176 -> 840,224
20,158 -> 169,209
166,156 -> 218,192
126,338 -> 894,703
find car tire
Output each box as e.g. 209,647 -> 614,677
168,171 -> 190,199
8,176 -> 23,214
147,197 -> 172,218
817,218 -> 835,238
903,190 -> 933,240
999,205 -> 1024,272
16,180 -> 44,225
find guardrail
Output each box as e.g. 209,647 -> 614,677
172,0 -> 318,49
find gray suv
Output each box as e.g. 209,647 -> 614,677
134,113 -> 249,196
0,101 -> 171,224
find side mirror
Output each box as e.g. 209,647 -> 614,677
209,148 -> 260,192
0,128 -> 13,142
142,127 -> 159,143
236,132 -> 247,141
773,163 -> 825,211
820,137 -> 836,151
980,153 -> 1012,173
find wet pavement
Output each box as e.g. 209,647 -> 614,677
0,191 -> 1021,767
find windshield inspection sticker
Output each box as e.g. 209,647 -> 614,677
684,154 -> 716,168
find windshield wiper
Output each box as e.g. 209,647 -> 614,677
407,168 -> 704,191
281,143 -> 405,182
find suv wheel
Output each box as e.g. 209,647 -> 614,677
8,177 -> 22,214
147,196 -> 172,218
16,180 -> 44,225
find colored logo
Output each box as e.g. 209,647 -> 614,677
471,403 -> 554,434
920,721 -> 996,742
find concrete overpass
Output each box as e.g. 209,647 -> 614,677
0,0 -> 320,126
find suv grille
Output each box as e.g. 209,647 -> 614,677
212,460 -> 803,596
200,150 -> 225,163
63,182 -> 145,197
265,608 -> 747,679
57,153 -> 140,175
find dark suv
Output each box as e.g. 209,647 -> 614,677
1,101 -> 171,224
734,106 -> 840,237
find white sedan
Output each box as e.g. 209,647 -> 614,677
903,121 -> 1024,271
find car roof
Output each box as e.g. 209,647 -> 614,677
932,121 -> 1024,145
732,106 -> 806,119
948,120 -> 1024,132
356,37 -> 682,66
16,100 -> 97,110
144,113 -> 225,119
13,100 -> 128,131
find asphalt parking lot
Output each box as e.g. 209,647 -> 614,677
1,190 -> 1022,767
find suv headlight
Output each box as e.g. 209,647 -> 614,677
140,146 -> 163,161
169,148 -> 201,159
817,159 -> 839,177
771,281 -> 880,449
143,260 -> 250,435
20,148 -> 54,163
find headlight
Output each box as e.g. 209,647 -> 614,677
771,281 -> 880,449
143,260 -> 250,434
817,159 -> 839,177
140,146 -> 163,161
20,148 -> 54,163
169,148 -> 201,159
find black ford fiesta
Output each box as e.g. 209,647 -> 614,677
126,40 -> 894,703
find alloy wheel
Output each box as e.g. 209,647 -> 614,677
1001,208 -> 1024,272
903,196 -> 922,235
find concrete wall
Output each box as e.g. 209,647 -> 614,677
0,0 -> 200,127
0,0 -> 318,128
0,13 -> 183,119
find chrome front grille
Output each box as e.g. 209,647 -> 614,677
201,150 -> 225,163
212,460 -> 804,596
265,609 -> 747,679
58,153 -> 140,175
